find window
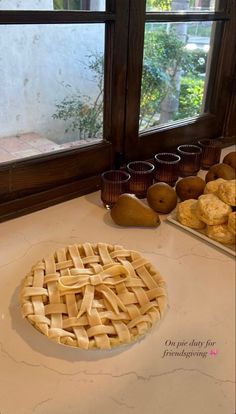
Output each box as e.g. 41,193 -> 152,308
0,0 -> 105,164
140,21 -> 214,131
0,0 -> 235,222
124,0 -> 235,160
0,0 -> 105,11
0,23 -> 104,160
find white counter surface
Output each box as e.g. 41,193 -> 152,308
0,147 -> 235,414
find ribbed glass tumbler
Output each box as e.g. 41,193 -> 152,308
101,170 -> 130,209
154,153 -> 180,186
198,139 -> 222,170
177,144 -> 202,177
127,161 -> 154,198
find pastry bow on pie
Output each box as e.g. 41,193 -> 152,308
58,264 -> 132,318
20,243 -> 168,350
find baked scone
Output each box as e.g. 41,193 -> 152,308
228,211 -> 236,235
217,179 -> 236,206
204,178 -> 226,195
20,243 -> 168,350
196,194 -> 232,225
176,199 -> 205,229
207,224 -> 236,245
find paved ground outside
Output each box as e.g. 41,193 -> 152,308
0,133 -> 101,163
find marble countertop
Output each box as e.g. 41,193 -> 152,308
0,147 -> 235,414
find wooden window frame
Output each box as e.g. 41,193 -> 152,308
124,0 -> 236,161
0,0 -> 235,222
0,1 -> 129,222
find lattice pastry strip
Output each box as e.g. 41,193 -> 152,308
20,243 -> 168,350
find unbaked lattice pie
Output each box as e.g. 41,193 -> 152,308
20,243 -> 168,350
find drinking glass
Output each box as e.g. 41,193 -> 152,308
198,139 -> 222,169
100,170 -> 130,209
127,161 -> 154,198
154,153 -> 180,186
177,144 -> 202,177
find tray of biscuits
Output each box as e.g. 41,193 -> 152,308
167,179 -> 236,257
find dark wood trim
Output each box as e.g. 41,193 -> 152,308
108,0 -> 130,163
103,1 -> 115,141
139,113 -> 215,136
0,11 -> 115,25
106,0 -> 115,9
124,0 -> 146,160
221,1 -> 236,142
0,140 -> 108,168
0,174 -> 101,223
0,142 -> 112,201
127,114 -> 219,161
103,22 -> 113,142
145,12 -> 229,22
212,0 -> 236,141
222,71 -> 236,141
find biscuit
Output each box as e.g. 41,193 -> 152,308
228,211 -> 236,235
196,194 -> 232,225
207,224 -> 236,245
217,179 -> 236,206
176,199 -> 205,229
204,178 -> 226,195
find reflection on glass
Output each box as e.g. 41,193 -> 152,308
139,21 -> 213,132
0,0 -> 105,11
53,0 -> 105,11
146,0 -> 216,12
0,23 -> 104,163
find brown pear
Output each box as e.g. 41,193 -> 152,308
147,182 -> 177,213
110,194 -> 160,227
205,163 -> 235,183
223,151 -> 236,170
176,176 -> 205,201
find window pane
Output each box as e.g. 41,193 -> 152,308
53,0 -> 105,11
0,23 -> 104,163
0,0 -> 105,11
139,21 -> 213,132
146,0 -> 216,12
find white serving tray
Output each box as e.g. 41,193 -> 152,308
167,210 -> 236,257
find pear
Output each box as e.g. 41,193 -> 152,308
110,193 -> 160,227
147,182 -> 177,213
223,151 -> 236,170
175,176 -> 205,201
205,163 -> 235,183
